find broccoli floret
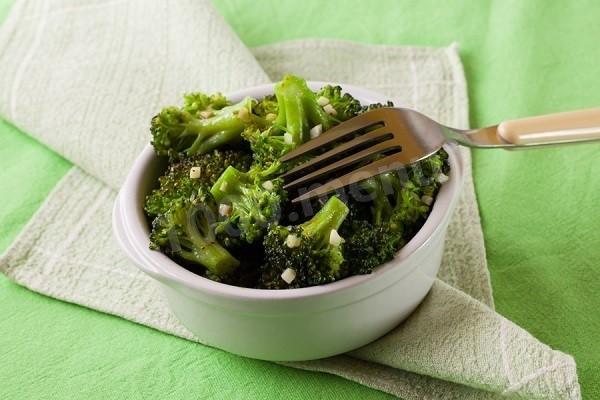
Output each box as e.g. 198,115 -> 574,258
338,176 -> 417,276
340,219 -> 404,275
151,96 -> 255,158
242,127 -> 295,168
242,76 -> 337,168
258,196 -> 349,289
182,92 -> 230,116
360,150 -> 449,226
242,94 -> 290,168
149,190 -> 239,278
274,75 -> 335,145
252,94 -> 278,119
340,150 -> 450,275
144,149 -> 252,217
316,85 -> 362,121
358,171 -> 430,232
210,166 -> 283,244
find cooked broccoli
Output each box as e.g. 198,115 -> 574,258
145,75 -> 451,288
274,74 -> 335,145
210,166 -> 283,244
316,85 -> 362,121
340,150 -> 450,275
144,149 -> 252,217
360,150 -> 448,227
258,196 -> 349,289
340,219 -> 404,275
151,96 -> 255,158
149,190 -> 239,278
182,92 -> 230,116
242,126 -> 295,168
242,76 -> 339,168
252,94 -> 278,119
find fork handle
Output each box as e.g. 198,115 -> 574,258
497,108 -> 600,145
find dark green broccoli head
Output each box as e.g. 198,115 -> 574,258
316,85 -> 362,121
149,189 -> 239,278
338,149 -> 449,275
357,149 -> 449,227
258,196 -> 349,289
144,149 -> 252,217
340,219 -> 404,276
408,147 -> 450,187
210,166 -> 283,244
150,96 -> 255,158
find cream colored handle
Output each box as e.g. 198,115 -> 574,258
497,108 -> 600,145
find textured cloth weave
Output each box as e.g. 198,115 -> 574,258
0,1 -> 579,399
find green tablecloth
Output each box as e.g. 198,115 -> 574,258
1,1 -> 598,398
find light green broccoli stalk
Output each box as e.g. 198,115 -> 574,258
151,96 -> 255,158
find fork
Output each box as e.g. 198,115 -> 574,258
281,107 -> 600,202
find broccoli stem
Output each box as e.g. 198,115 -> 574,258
274,75 -> 333,144
301,196 -> 349,243
186,97 -> 253,155
210,165 -> 247,202
186,206 -> 239,275
164,206 -> 240,277
209,165 -> 282,244
360,178 -> 393,225
210,164 -> 280,202
299,83 -> 333,132
177,237 -> 239,276
274,78 -> 305,143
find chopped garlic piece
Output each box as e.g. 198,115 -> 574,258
437,173 -> 449,183
317,96 -> 330,106
281,268 -> 297,284
262,180 -> 274,191
265,113 -> 277,122
284,132 -> 293,145
285,234 -> 301,248
329,229 -> 344,247
199,110 -> 214,119
238,107 -> 251,123
421,195 -> 433,206
189,167 -> 201,179
323,104 -> 337,116
220,182 -> 228,192
219,203 -> 232,217
309,124 -> 323,139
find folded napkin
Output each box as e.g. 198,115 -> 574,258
0,1 -> 580,399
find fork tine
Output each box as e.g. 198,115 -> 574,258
283,140 -> 400,191
281,126 -> 393,180
291,153 -> 413,203
279,109 -> 386,162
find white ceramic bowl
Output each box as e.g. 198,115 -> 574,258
113,82 -> 464,361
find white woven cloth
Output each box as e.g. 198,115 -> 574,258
0,1 -> 580,399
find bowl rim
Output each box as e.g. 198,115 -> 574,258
115,81 -> 464,301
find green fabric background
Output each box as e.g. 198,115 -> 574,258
1,0 -> 598,398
